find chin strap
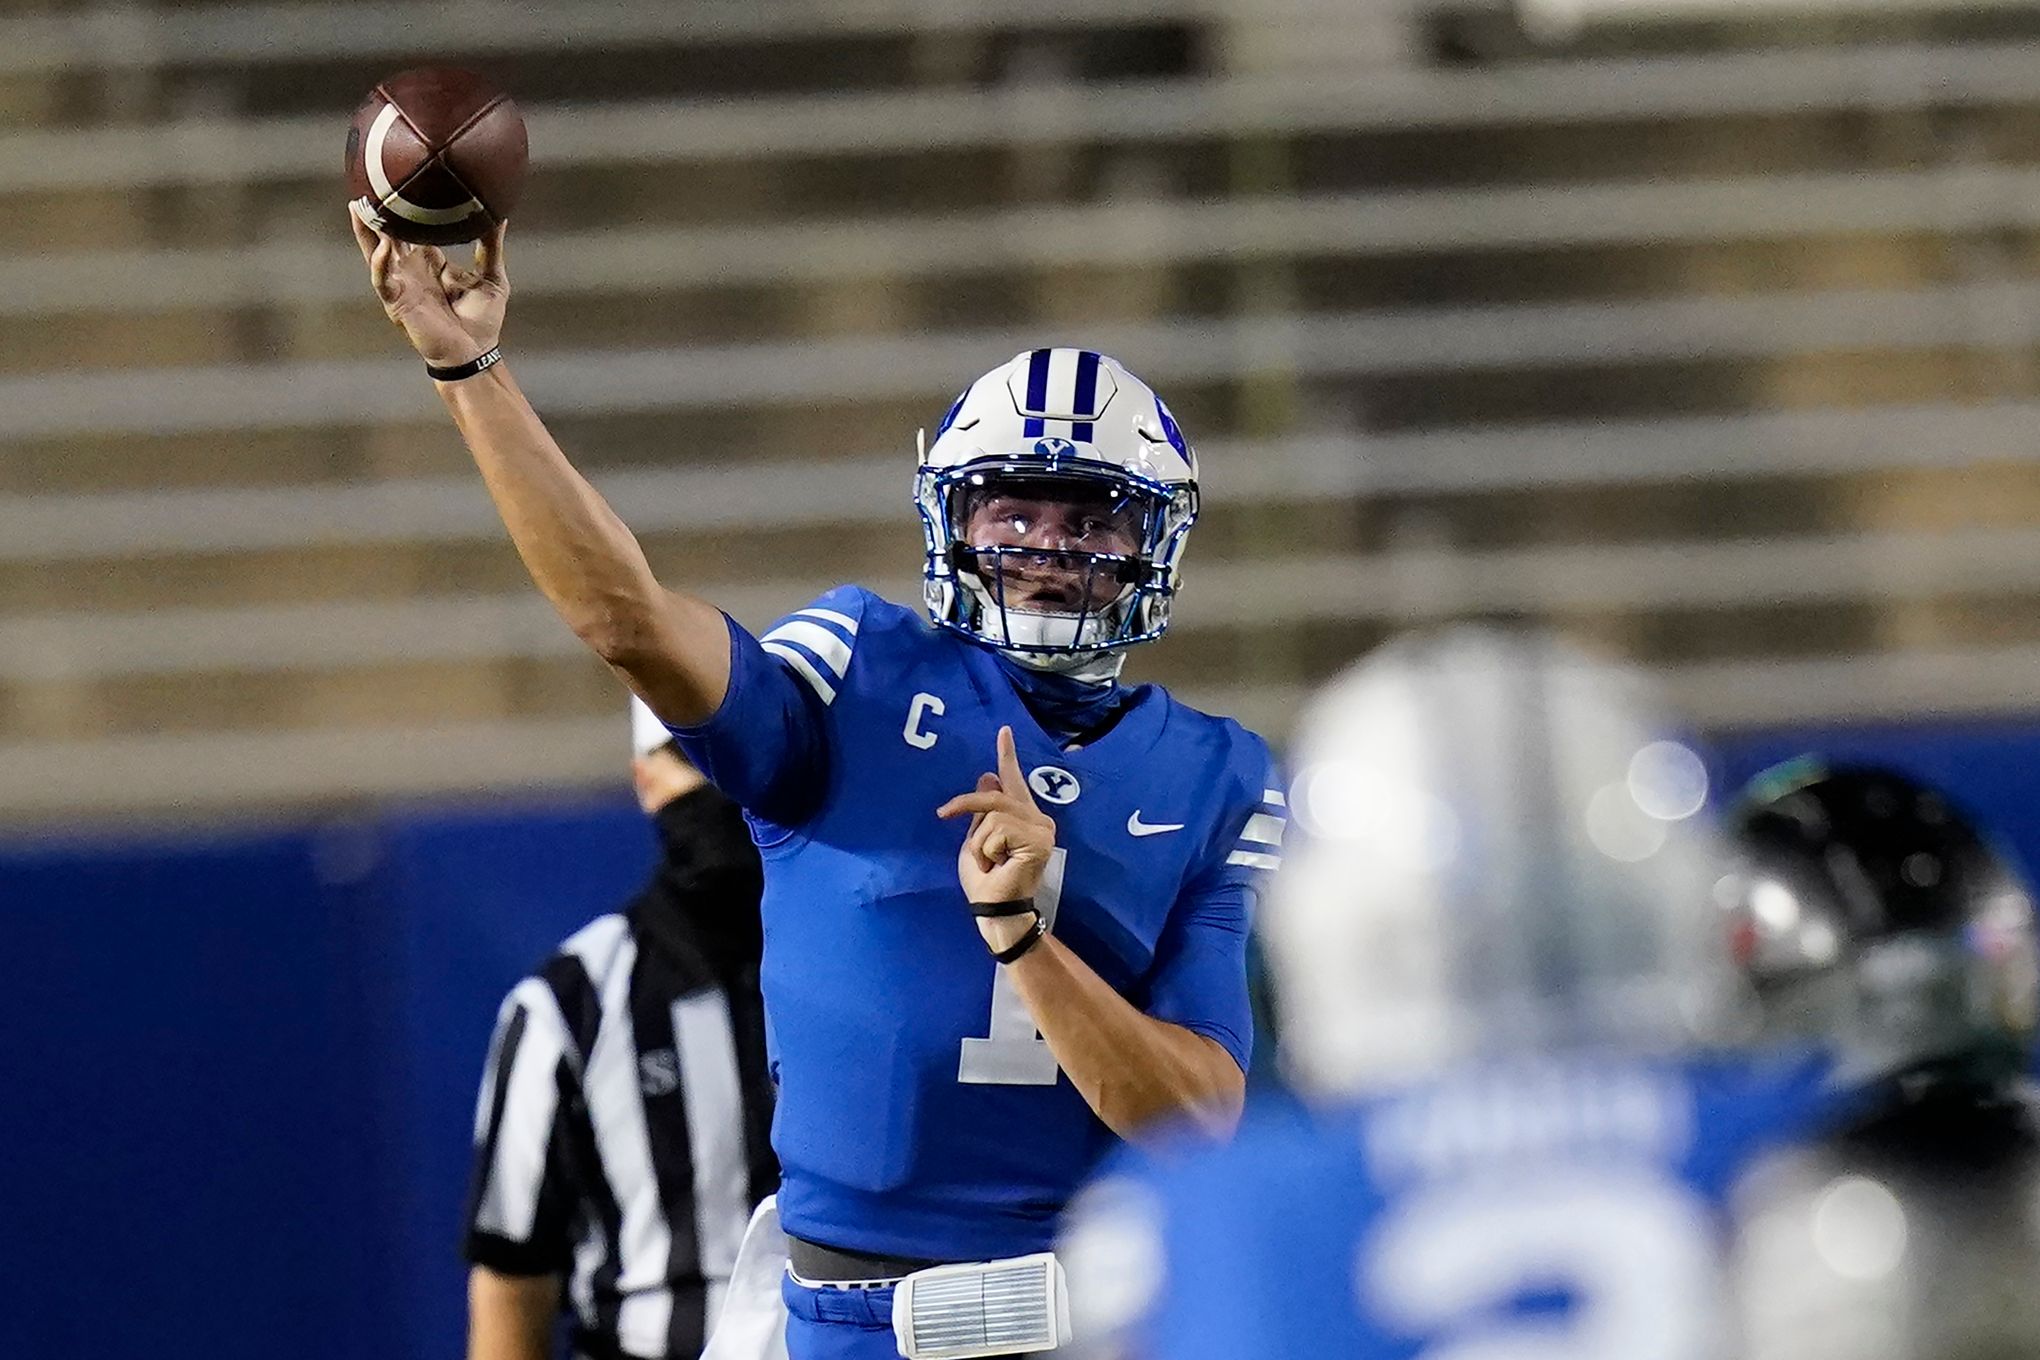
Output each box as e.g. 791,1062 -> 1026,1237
954,560 -> 1138,670
999,644 -> 1126,684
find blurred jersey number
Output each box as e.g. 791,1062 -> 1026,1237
1363,1168 -> 1722,1360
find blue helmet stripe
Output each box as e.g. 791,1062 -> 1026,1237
1021,347 -> 1051,438
1069,349 -> 1100,441
933,388 -> 968,439
1155,396 -> 1189,458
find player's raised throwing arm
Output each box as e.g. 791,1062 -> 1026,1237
349,209 -> 731,724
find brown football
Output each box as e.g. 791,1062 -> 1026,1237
344,66 -> 527,246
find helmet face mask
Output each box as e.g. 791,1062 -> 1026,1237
923,459 -> 1192,662
916,350 -> 1199,671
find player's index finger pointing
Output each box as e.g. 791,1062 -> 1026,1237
996,726 -> 1029,800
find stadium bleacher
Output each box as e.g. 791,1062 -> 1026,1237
6,0 -> 2040,819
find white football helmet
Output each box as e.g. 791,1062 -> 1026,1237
1265,627 -> 1751,1098
915,349 -> 1199,675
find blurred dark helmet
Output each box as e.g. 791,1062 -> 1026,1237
1726,761 -> 2040,1096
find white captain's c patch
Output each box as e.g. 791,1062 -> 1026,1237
903,692 -> 945,749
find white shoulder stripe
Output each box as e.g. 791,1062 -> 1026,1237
1262,788 -> 1286,807
761,620 -> 853,679
763,640 -> 839,705
796,607 -> 860,636
1239,813 -> 1286,847
1227,850 -> 1282,871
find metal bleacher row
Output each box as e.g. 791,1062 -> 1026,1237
4,0 -> 2040,822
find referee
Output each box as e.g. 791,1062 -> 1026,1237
464,700 -> 777,1360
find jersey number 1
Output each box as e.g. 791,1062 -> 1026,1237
957,848 -> 1066,1086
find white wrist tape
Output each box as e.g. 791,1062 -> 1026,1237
892,1251 -> 1072,1360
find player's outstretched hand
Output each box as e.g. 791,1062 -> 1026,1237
937,726 -> 1058,922
348,202 -> 508,370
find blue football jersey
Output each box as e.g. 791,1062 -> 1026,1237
671,586 -> 1279,1263
1066,1053 -> 1838,1360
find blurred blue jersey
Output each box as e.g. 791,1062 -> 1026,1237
1069,1053 -> 1838,1360
671,586 -> 1277,1263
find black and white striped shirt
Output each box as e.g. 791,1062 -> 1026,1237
465,910 -> 777,1360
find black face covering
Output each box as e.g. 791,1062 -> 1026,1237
626,782 -> 765,983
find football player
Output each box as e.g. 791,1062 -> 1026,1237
351,216 -> 1278,1360
1060,629 -> 1835,1360
1724,763 -> 2040,1360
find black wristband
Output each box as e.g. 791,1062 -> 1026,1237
426,346 -> 503,382
970,898 -> 1038,918
991,913 -> 1050,965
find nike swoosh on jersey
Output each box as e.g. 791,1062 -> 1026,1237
1127,811 -> 1187,836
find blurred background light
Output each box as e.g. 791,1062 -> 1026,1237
1585,780 -> 1670,862
1629,739 -> 1711,821
1811,1174 -> 1910,1281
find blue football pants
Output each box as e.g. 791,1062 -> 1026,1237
781,1271 -> 1040,1360
781,1274 -> 904,1360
